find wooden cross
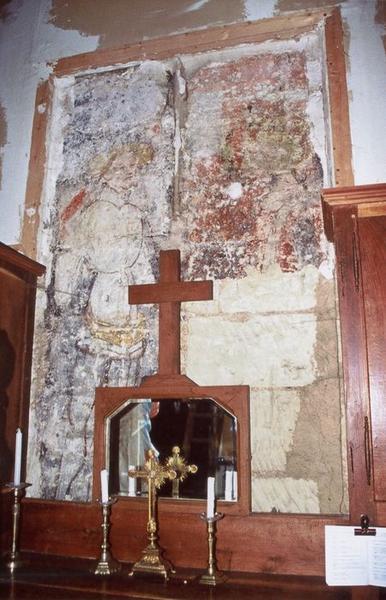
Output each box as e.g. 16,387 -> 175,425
128,450 -> 177,579
165,446 -> 198,499
129,250 -> 213,375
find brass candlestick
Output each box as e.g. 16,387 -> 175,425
4,482 -> 31,573
199,512 -> 225,586
128,450 -> 177,580
93,497 -> 121,575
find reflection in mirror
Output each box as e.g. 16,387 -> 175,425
106,398 -> 237,501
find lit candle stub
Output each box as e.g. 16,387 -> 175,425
100,469 -> 109,503
128,465 -> 136,497
224,470 -> 233,501
206,477 -> 215,518
14,428 -> 22,485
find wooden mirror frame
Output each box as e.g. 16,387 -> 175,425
93,374 -> 251,516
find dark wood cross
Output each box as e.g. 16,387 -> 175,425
129,250 -> 213,375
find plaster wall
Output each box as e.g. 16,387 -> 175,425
0,0 -> 385,246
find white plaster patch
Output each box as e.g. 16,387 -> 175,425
243,0 -> 277,21
186,312 -> 317,387
252,477 -> 320,513
304,27 -> 332,187
318,257 -> 334,280
226,182 -> 243,200
250,388 -> 301,473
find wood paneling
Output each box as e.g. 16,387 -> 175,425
0,244 -> 45,484
358,216 -> 386,502
330,207 -> 375,523
0,243 -> 45,556
18,498 -> 347,577
321,183 -> 386,526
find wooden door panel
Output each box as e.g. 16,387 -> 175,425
0,268 -> 28,483
359,216 -> 386,501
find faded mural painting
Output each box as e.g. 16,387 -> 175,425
29,29 -> 348,513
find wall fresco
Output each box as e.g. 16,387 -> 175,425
29,32 -> 347,513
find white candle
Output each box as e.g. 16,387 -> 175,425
14,428 -> 22,485
100,469 -> 109,503
225,470 -> 233,501
233,471 -> 238,500
206,477 -> 215,518
128,465 -> 136,497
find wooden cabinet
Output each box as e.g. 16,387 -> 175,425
0,243 -> 45,484
322,183 -> 386,525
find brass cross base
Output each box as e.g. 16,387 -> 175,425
129,540 -> 174,581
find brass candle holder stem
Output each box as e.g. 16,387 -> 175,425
199,512 -> 225,586
5,482 -> 31,573
94,498 -> 120,575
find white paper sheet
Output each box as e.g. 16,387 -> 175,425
325,525 -> 386,588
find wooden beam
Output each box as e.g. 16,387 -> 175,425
21,79 -> 52,260
325,9 -> 354,187
54,10 -> 332,77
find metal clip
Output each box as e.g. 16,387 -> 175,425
354,514 -> 376,536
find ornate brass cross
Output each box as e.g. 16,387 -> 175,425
128,450 -> 177,579
166,446 -> 198,499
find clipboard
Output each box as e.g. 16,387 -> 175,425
325,516 -> 386,587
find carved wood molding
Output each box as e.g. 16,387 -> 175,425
322,183 -> 386,241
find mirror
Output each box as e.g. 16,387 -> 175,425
106,397 -> 237,501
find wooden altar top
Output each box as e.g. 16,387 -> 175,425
0,553 -> 353,599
